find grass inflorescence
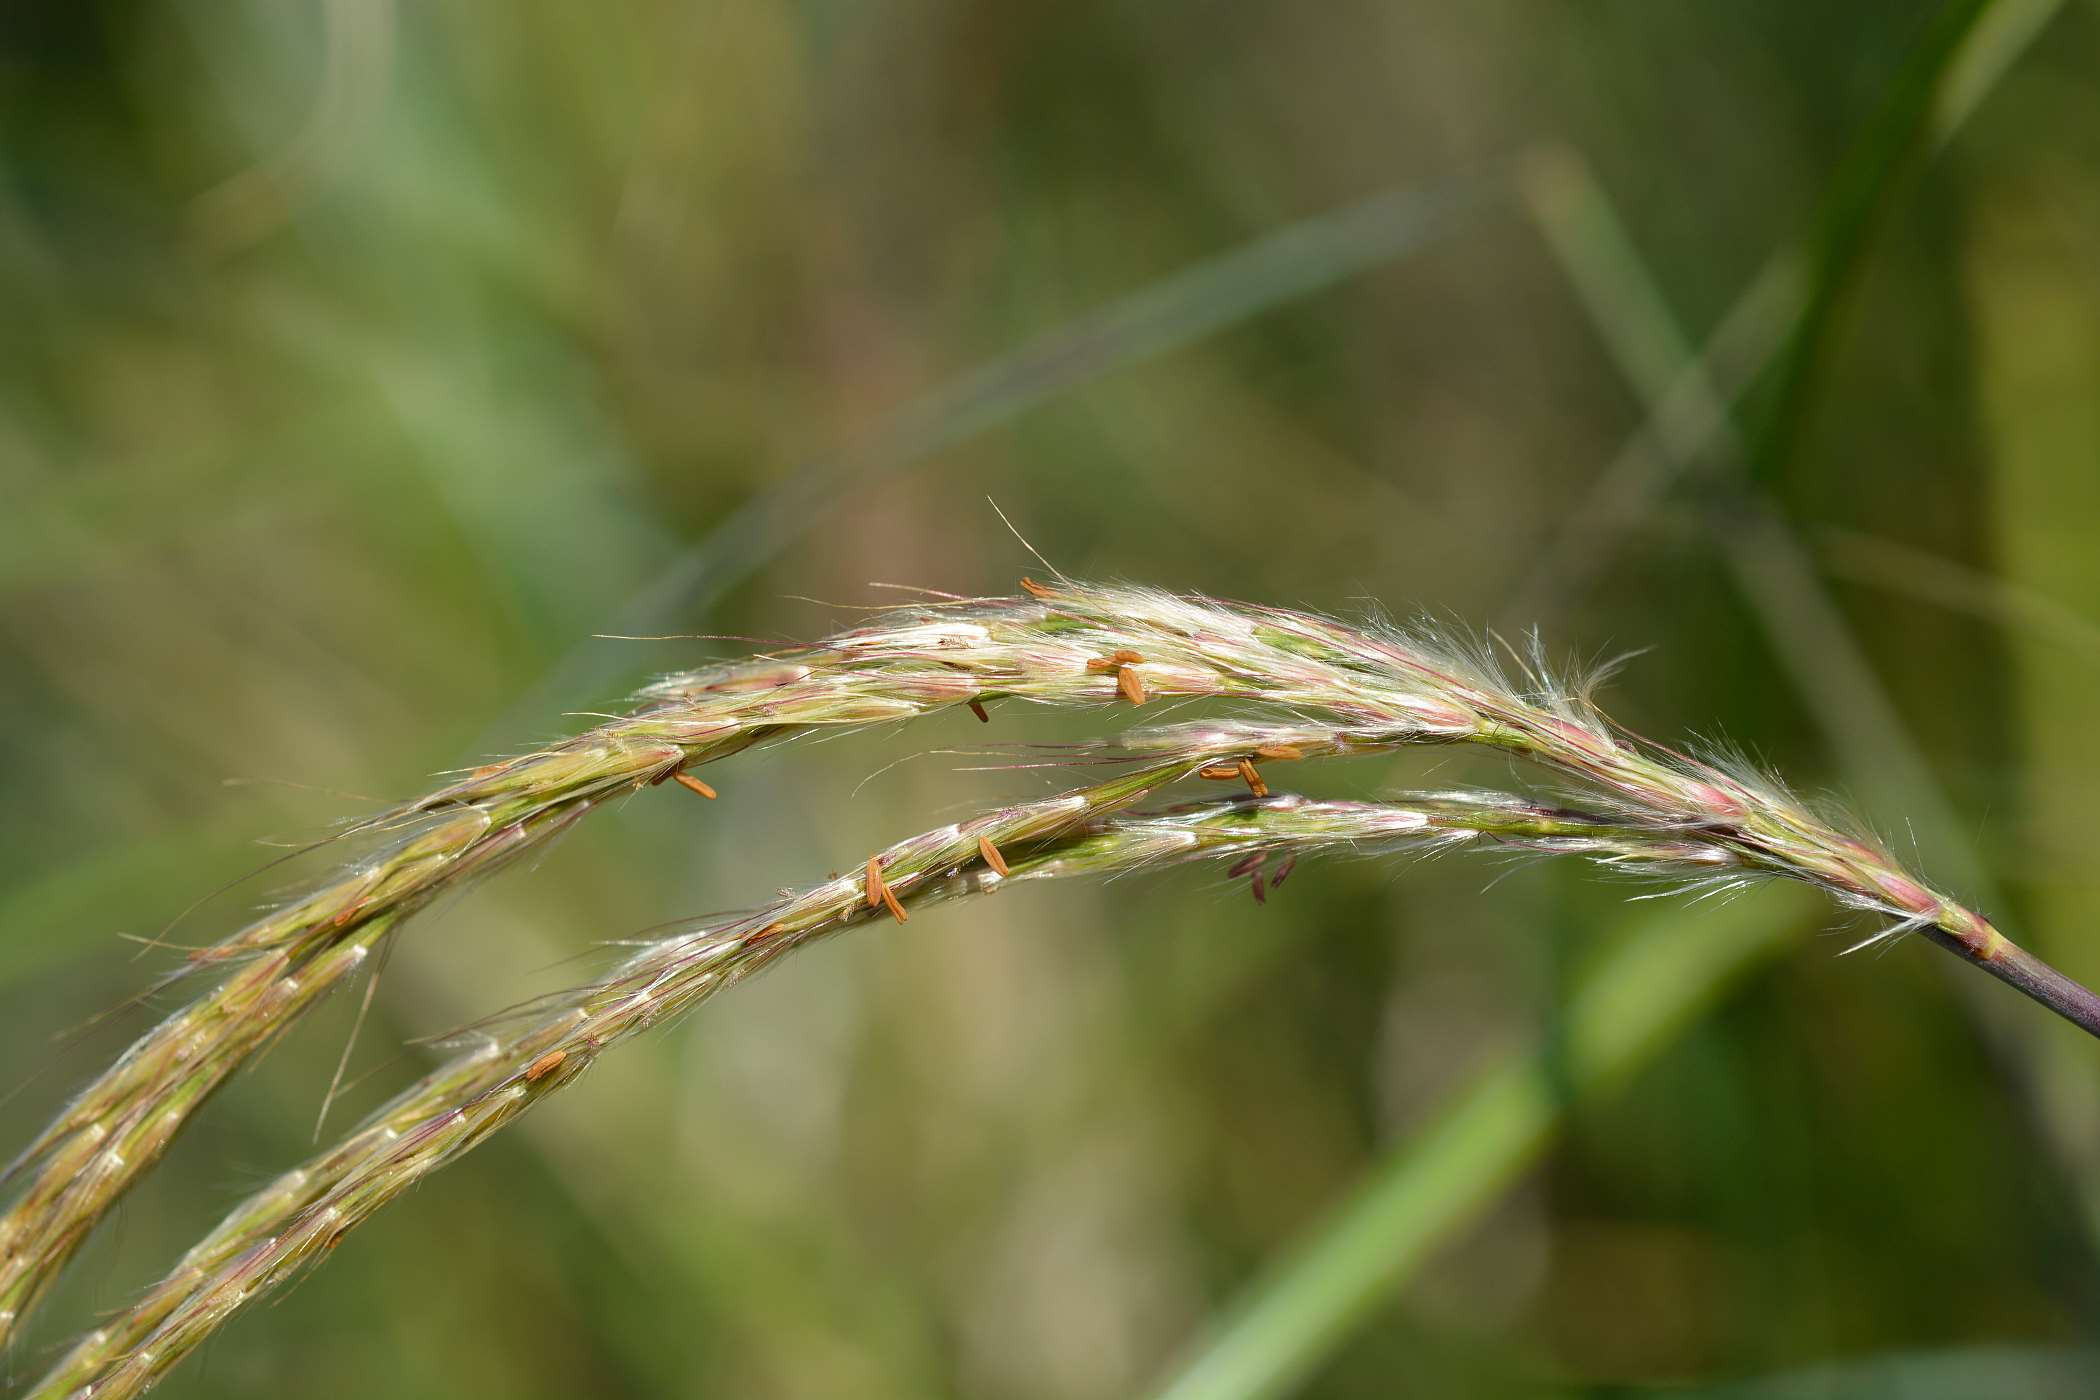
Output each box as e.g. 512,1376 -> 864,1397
9,579 -> 2094,1396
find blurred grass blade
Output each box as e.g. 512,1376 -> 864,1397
1745,0 -> 2000,481
1935,0 -> 2065,135
1814,525 -> 2100,670
1509,0 -> 2060,617
1146,890 -> 1811,1400
513,178 -> 1487,713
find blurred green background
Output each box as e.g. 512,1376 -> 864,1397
6,2 -> 2100,1396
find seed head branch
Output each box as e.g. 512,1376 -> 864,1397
31,781 -> 1746,1399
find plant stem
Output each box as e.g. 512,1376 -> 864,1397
1930,931 -> 2100,1041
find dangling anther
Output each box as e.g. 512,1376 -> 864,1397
1020,577 -> 1056,599
967,700 -> 991,724
672,772 -> 717,800
1197,764 -> 1241,781
864,855 -> 885,910
1117,665 -> 1147,706
978,835 -> 1011,877
1236,758 -> 1268,798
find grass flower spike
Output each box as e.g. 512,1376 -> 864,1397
29,779 -> 1757,1400
10,580 -> 2098,1395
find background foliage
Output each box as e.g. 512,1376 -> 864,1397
4,2 -> 2100,1396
